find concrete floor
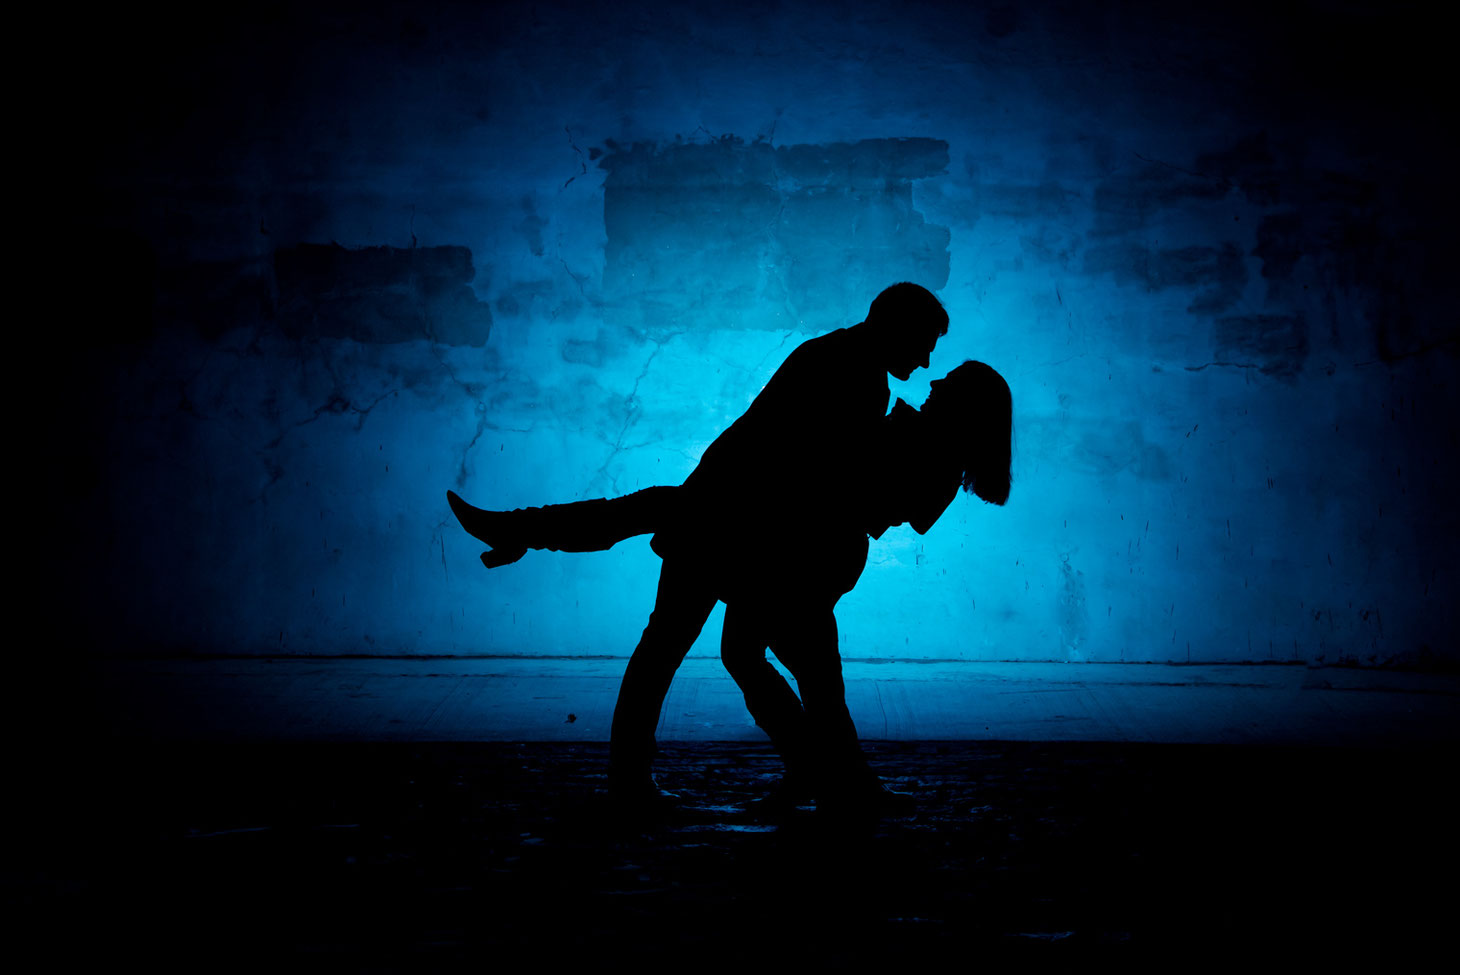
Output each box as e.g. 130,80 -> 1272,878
17,738 -> 1456,962
84,656 -> 1460,745
18,657 -> 1457,962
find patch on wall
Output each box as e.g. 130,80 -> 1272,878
597,136 -> 950,332
275,243 -> 491,346
1057,553 -> 1088,662
1089,133 -> 1282,240
1021,415 -> 1173,481
1211,314 -> 1308,379
1252,212 -> 1303,287
1089,161 -> 1229,239
1082,242 -> 1246,315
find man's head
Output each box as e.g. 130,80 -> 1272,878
865,282 -> 949,381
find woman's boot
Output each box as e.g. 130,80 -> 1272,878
446,487 -> 678,568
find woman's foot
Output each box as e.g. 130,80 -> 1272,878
447,490 -> 528,568
608,772 -> 680,816
743,774 -> 816,818
817,780 -> 917,820
480,547 -> 527,568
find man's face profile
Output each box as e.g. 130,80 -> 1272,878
888,324 -> 940,381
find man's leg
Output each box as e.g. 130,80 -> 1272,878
720,604 -> 813,792
608,560 -> 718,798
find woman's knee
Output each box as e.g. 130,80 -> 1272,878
777,651 -> 847,714
773,639 -> 842,687
720,644 -> 753,680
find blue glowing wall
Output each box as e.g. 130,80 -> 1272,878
55,0 -> 1457,665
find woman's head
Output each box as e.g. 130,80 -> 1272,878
924,360 -> 1013,505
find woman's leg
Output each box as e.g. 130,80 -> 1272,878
447,485 -> 680,566
608,559 -> 719,800
720,604 -> 813,790
767,610 -> 880,802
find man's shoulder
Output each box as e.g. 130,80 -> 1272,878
795,325 -> 855,354
741,322 -> 886,423
782,324 -> 876,372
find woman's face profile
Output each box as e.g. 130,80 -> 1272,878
923,373 -> 961,415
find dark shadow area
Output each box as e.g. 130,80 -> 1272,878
13,740 -> 1452,963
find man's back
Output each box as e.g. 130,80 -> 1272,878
650,325 -> 891,592
687,325 -> 890,496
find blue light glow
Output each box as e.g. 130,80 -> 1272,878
64,0 -> 1456,682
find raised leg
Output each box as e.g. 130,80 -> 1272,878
446,485 -> 680,567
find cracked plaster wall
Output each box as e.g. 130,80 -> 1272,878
54,0 -> 1457,667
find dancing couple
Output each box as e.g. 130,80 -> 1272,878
448,283 -> 1012,815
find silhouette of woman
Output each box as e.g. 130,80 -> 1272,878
448,360 -> 1013,812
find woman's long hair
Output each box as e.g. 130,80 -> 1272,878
941,360 -> 1013,506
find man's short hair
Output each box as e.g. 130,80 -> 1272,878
868,282 -> 949,336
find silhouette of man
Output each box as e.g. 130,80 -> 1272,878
449,345 -> 1011,811
605,283 -> 949,801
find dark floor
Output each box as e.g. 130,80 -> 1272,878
11,739 -> 1455,965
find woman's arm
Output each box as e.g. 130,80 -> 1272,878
909,477 -> 960,535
